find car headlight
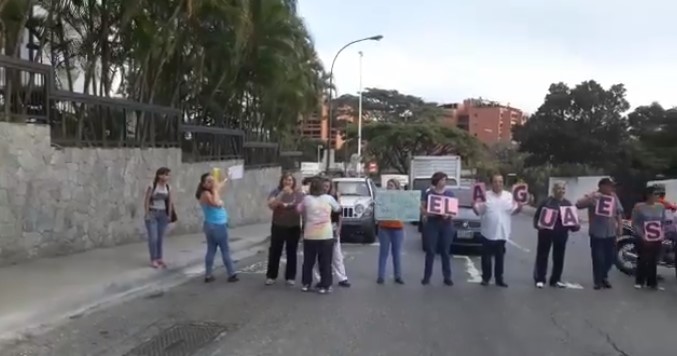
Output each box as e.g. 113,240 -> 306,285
355,204 -> 365,215
363,204 -> 374,216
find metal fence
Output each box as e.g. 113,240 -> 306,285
0,55 -> 283,167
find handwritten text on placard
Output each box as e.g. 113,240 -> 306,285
559,206 -> 579,227
427,194 -> 458,216
374,190 -> 421,222
594,195 -> 615,217
644,220 -> 664,241
512,183 -> 529,204
537,208 -> 558,230
472,183 -> 486,202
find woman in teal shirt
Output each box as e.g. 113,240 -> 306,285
196,172 -> 239,283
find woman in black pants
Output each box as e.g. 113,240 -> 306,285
265,173 -> 304,286
533,182 -> 580,288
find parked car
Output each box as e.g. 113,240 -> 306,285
420,186 -> 483,255
333,177 -> 378,244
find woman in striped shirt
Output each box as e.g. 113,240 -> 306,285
377,179 -> 405,284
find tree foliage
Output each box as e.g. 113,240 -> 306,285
333,88 -> 445,123
344,122 -> 483,174
2,0 -> 325,141
513,80 -> 629,169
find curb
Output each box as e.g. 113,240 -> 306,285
0,236 -> 270,346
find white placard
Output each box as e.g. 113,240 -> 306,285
229,164 -> 244,180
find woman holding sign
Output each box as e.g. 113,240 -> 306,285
377,179 -> 406,285
532,182 -> 579,288
631,185 -> 666,290
420,172 -> 455,286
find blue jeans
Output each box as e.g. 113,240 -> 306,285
145,210 -> 169,261
204,222 -> 236,277
377,227 -> 404,279
423,219 -> 454,281
589,236 -> 615,284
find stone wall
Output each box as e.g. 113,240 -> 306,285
0,122 -> 280,265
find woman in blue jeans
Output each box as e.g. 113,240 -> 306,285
377,179 -> 405,285
143,167 -> 174,269
420,172 -> 455,286
196,172 -> 239,283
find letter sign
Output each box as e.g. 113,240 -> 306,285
427,194 -> 458,216
512,183 -> 529,204
537,208 -> 559,230
559,206 -> 579,227
644,221 -> 664,241
472,183 -> 486,203
594,195 -> 615,217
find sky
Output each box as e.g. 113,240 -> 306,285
298,0 -> 677,113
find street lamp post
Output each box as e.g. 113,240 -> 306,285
357,51 -> 364,159
325,35 -> 383,173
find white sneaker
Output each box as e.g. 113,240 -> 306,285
536,282 -> 545,289
301,285 -> 310,292
554,281 -> 567,288
317,288 -> 328,294
265,279 -> 275,286
634,284 -> 642,289
285,280 -> 295,286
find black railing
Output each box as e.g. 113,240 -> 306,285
244,141 -> 280,168
180,124 -> 244,162
1,55 -> 284,167
0,55 -> 49,123
50,90 -> 181,148
279,150 -> 302,171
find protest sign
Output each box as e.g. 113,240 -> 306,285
427,194 -> 458,216
472,183 -> 486,202
512,183 -> 529,204
374,190 -> 421,222
644,220 -> 664,241
537,208 -> 559,230
559,206 -> 579,227
594,195 -> 615,217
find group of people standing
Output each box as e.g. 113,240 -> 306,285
141,166 -> 675,293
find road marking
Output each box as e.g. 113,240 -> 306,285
561,282 -> 584,290
454,256 -> 482,283
507,239 -> 531,253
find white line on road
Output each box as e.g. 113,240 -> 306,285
561,282 -> 584,290
454,256 -> 482,283
507,239 -> 531,253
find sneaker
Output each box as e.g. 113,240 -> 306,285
204,276 -> 215,283
634,284 -> 643,289
602,280 -> 612,289
421,278 -> 430,285
301,285 -> 310,292
536,282 -> 545,289
338,280 -> 351,288
285,280 -> 295,286
593,284 -> 602,290
376,278 -> 384,285
265,279 -> 275,286
553,281 -> 567,288
496,281 -> 508,288
317,288 -> 328,294
394,278 -> 405,285
443,279 -> 454,286
227,275 -> 240,283
480,280 -> 489,286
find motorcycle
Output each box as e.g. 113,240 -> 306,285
614,219 -> 677,275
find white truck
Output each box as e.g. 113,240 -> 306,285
408,155 -> 462,192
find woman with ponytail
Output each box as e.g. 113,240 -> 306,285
196,172 -> 239,283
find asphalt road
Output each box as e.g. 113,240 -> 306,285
4,214 -> 677,356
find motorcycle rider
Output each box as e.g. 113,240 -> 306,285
631,185 -> 667,289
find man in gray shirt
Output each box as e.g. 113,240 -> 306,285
575,178 -> 623,290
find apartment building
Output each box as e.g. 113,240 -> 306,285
440,98 -> 527,145
298,102 -> 354,149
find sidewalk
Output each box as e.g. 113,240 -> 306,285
0,223 -> 271,343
